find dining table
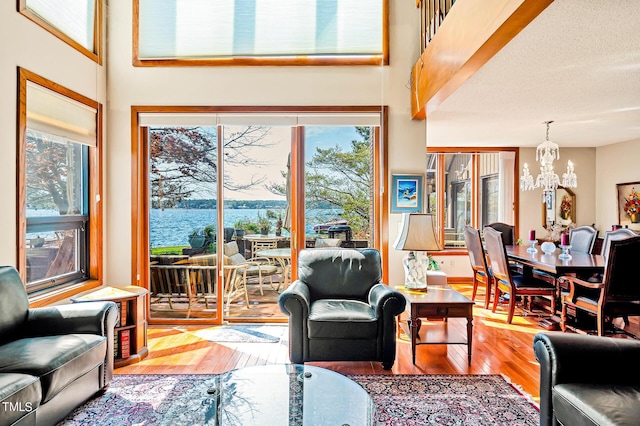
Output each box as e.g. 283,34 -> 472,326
255,248 -> 291,291
506,244 -> 605,319
505,244 -> 605,277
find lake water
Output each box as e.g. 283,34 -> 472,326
150,208 -> 342,248
27,207 -> 343,248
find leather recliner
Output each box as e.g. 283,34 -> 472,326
278,248 -> 406,370
0,266 -> 118,426
533,332 -> 640,426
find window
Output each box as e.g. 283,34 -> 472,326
18,0 -> 101,63
134,0 -> 387,66
18,68 -> 101,293
427,150 -> 516,249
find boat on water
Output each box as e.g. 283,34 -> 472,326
313,219 -> 347,233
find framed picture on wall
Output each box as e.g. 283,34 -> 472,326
617,181 -> 640,227
391,174 -> 424,213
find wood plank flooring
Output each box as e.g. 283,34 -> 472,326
114,282 -> 640,404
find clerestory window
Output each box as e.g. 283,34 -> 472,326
134,0 -> 388,66
18,0 -> 101,63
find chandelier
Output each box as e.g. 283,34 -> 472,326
520,121 -> 577,193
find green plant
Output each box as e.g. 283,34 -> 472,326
257,212 -> 271,232
188,228 -> 201,238
426,254 -> 439,271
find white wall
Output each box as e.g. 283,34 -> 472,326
519,146 -> 597,241
0,2 -> 105,265
595,138 -> 640,231
106,1 -> 425,286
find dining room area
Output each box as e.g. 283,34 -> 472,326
460,215 -> 640,338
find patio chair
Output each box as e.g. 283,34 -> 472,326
224,241 -> 279,295
483,226 -> 556,323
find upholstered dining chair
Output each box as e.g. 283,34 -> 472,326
462,226 -> 492,308
483,227 -> 556,323
568,225 -> 598,253
278,248 -> 406,370
600,228 -> 637,260
485,222 -> 516,246
560,236 -> 640,336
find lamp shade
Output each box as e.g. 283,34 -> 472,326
393,213 -> 442,251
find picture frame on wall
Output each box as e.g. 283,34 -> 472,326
391,174 -> 424,213
616,181 -> 640,227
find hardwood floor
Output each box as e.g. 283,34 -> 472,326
117,283 -> 549,402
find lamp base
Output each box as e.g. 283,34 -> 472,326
402,251 -> 428,292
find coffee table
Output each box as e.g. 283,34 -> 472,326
205,364 -> 374,425
397,285 -> 474,365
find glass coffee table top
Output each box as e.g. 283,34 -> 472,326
205,364 -> 374,425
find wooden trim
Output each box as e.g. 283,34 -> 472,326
378,108 -> 390,283
132,0 -> 388,67
29,279 -> 101,308
130,110 -> 140,288
290,127 -> 305,282
17,67 -> 102,291
17,0 -> 102,64
472,154 -> 480,226
428,146 -> 517,153
411,0 -> 553,119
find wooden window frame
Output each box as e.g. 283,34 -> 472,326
131,0 -> 389,67
131,106 -> 388,324
17,0 -> 103,64
427,147 -> 519,251
17,68 -> 103,303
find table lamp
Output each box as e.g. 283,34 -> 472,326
393,213 -> 442,291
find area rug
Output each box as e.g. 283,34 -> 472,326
188,325 -> 286,343
59,373 -> 538,425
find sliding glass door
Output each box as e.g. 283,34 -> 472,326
134,108 -> 386,324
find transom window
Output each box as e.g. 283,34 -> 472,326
135,0 -> 387,66
18,0 -> 101,63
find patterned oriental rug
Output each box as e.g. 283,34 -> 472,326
59,373 -> 538,425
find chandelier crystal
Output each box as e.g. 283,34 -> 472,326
520,121 -> 577,193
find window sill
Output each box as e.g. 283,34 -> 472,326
28,279 -> 102,308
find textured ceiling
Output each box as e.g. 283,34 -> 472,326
427,0 -> 640,148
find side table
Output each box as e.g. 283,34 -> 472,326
396,285 -> 474,365
71,286 -> 149,368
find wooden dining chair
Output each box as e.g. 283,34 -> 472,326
485,222 -> 516,246
462,226 -> 492,308
568,225 -> 598,253
560,236 -> 640,335
483,227 -> 556,323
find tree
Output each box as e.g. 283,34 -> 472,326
149,126 -> 273,208
26,133 -> 83,215
305,127 -> 373,238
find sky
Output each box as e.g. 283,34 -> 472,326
224,126 -> 360,200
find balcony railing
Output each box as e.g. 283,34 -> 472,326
417,0 -> 456,52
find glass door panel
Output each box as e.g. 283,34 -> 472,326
304,126 -> 374,249
148,126 -> 220,321
222,125 -> 290,321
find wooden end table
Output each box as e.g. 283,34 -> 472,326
397,285 -> 474,365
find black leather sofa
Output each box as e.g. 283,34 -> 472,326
0,266 -> 118,426
533,332 -> 640,426
278,248 -> 406,370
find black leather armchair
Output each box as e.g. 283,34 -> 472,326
533,332 -> 640,426
0,266 -> 118,426
278,248 -> 406,370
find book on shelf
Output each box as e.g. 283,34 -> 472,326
120,329 -> 131,359
120,301 -> 128,327
114,330 -> 119,358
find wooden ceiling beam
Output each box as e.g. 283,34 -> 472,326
411,0 -> 554,120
